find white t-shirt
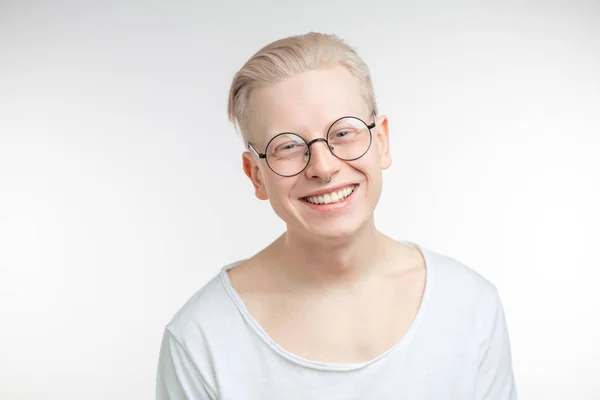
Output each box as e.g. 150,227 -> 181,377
156,242 -> 517,399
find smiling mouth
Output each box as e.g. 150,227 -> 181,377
301,184 -> 357,205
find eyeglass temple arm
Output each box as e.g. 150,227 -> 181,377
367,110 -> 377,129
247,142 -> 267,159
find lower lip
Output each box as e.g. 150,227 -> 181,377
300,185 -> 358,213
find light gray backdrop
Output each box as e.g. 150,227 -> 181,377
1,0 -> 599,398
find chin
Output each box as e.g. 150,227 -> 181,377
303,216 -> 369,241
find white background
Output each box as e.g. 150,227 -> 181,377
1,0 -> 599,398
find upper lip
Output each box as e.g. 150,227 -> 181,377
301,183 -> 358,198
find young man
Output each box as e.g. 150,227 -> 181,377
156,32 -> 516,399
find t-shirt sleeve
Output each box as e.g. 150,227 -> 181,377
156,329 -> 216,400
475,288 -> 518,400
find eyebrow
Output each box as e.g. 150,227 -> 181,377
265,112 -> 371,138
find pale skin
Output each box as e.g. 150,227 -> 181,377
228,64 -> 426,364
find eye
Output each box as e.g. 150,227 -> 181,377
329,128 -> 358,141
276,142 -> 300,151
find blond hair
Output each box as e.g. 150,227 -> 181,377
227,32 -> 377,140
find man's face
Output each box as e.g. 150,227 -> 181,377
242,64 -> 391,240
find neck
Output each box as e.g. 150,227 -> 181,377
269,218 -> 394,289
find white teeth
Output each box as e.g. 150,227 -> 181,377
305,185 -> 356,205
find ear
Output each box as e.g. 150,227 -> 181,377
242,151 -> 269,200
375,114 -> 392,170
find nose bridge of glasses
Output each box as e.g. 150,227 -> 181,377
307,138 -> 336,160
305,136 -> 338,173
308,138 -> 335,164
307,137 -> 332,152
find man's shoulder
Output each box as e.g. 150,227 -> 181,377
421,244 -> 499,303
164,261 -> 244,342
158,261 -> 248,394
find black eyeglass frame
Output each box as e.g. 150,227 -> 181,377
247,112 -> 377,177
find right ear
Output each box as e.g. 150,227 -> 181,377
242,151 -> 269,200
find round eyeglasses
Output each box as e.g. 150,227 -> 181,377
247,114 -> 376,177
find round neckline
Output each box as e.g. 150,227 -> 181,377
219,240 -> 434,372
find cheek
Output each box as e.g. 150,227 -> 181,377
350,157 -> 383,198
269,191 -> 303,226
264,177 -> 298,212
350,152 -> 382,178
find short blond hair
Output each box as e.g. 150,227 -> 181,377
227,32 -> 377,140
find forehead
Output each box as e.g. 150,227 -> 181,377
248,65 -> 369,140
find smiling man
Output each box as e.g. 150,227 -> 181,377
156,32 -> 517,400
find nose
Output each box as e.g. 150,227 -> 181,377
304,138 -> 340,181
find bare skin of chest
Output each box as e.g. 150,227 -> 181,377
229,247 -> 426,364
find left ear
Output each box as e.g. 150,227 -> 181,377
374,114 -> 392,170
